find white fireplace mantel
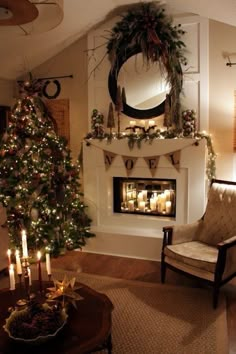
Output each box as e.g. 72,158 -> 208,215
82,138 -> 207,261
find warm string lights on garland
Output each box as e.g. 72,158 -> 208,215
0,92 -> 94,256
85,128 -> 216,181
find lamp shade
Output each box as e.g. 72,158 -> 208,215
0,0 -> 63,35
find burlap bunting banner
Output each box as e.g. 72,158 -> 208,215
143,156 -> 160,177
103,148 -> 181,174
103,150 -> 117,170
122,156 -> 138,176
165,150 -> 181,171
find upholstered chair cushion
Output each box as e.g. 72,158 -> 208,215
164,241 -> 218,274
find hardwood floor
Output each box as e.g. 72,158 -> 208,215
51,250 -> 236,354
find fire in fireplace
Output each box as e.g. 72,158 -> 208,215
113,177 -> 176,217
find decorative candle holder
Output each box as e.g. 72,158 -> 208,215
16,257 -> 33,306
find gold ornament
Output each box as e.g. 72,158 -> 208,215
46,275 -> 83,308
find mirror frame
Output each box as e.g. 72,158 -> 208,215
108,46 -> 165,119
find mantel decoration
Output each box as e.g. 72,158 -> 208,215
106,1 -> 187,126
85,108 -> 216,182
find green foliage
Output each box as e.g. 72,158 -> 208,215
84,130 -> 216,181
0,96 -> 94,256
106,2 -> 187,126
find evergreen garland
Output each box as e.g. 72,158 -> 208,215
106,2 -> 187,127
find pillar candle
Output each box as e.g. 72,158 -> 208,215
148,120 -> 155,127
166,201 -> 172,213
164,189 -> 171,201
37,251 -> 42,291
129,120 -> 136,127
46,253 -> 51,275
7,249 -> 11,266
150,198 -> 157,211
15,250 -> 22,275
21,230 -> 28,259
128,200 -> 134,211
142,190 -> 148,202
137,192 -> 143,202
139,201 -> 146,212
9,264 -> 15,290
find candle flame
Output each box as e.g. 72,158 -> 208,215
37,251 -> 41,260
7,249 -> 11,256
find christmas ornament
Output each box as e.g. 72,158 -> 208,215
46,276 -> 83,309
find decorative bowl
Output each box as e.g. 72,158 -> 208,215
3,303 -> 68,345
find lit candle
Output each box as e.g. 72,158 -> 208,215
166,201 -> 172,213
148,120 -> 155,127
15,250 -> 22,275
128,200 -> 134,211
150,198 -> 157,211
28,267 -> 32,286
129,120 -> 136,127
137,192 -> 143,202
140,120 -> 145,127
164,189 -> 171,201
37,251 -> 42,292
9,264 -> 15,290
7,249 -> 11,266
21,230 -> 28,259
139,201 -> 146,212
46,253 -> 51,276
142,190 -> 148,202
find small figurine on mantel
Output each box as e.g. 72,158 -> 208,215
90,108 -> 105,138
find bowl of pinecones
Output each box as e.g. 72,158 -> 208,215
3,300 -> 68,345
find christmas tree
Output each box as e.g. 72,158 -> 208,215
0,80 -> 94,256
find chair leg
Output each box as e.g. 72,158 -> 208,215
161,261 -> 166,283
213,286 -> 219,309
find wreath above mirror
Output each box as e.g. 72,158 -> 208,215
106,1 -> 187,127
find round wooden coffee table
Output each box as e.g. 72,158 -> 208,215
0,280 -> 113,354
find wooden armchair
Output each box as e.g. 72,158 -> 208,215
161,179 -> 236,308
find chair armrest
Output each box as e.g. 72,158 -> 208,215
217,235 -> 236,250
162,227 -> 173,247
163,220 -> 202,245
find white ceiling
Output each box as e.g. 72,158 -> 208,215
1,0 -> 236,81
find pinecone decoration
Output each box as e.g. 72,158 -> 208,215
182,109 -> 196,136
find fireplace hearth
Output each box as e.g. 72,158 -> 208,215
113,177 -> 176,217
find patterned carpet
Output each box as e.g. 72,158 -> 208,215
0,267 -> 229,354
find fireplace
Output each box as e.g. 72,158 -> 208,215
113,177 -> 176,217
82,139 -> 207,260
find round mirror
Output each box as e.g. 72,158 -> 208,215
108,47 -> 167,119
118,53 -> 170,110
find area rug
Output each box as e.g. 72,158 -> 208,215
1,267 -> 229,354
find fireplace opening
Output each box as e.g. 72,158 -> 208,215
113,177 -> 176,217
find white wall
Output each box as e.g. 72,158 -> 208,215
31,35 -> 88,161
0,79 -> 14,106
209,20 -> 236,180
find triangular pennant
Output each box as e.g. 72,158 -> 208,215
165,150 -> 181,171
122,156 -> 138,176
143,156 -> 160,177
103,150 -> 117,170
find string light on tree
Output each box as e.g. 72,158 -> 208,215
0,75 -> 95,256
